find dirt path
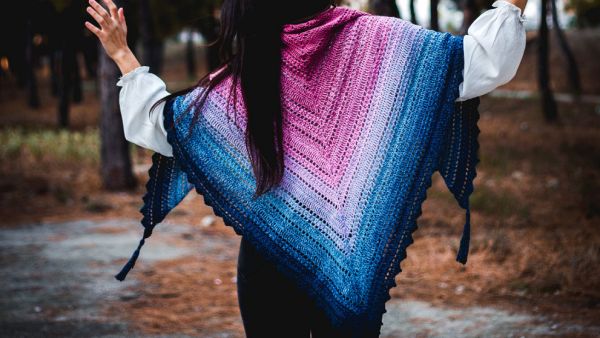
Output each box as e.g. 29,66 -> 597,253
381,300 -> 600,337
2,218 -> 599,337
0,218 -> 238,337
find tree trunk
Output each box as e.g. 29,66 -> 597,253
369,0 -> 401,17
409,0 -> 417,24
82,35 -> 99,79
551,0 -> 581,95
186,29 -> 196,79
139,0 -> 164,75
55,3 -> 85,128
58,46 -> 80,128
56,48 -> 70,128
25,19 -> 40,108
197,5 -> 221,72
98,43 -> 136,190
430,0 -> 439,31
49,51 -> 59,97
459,0 -> 478,35
538,0 -> 558,121
72,50 -> 83,104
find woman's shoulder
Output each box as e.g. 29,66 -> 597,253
355,10 -> 462,50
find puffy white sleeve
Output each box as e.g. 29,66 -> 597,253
457,0 -> 527,101
116,66 -> 173,157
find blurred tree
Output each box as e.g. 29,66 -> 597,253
565,0 -> 600,27
48,0 -> 86,128
196,3 -> 221,74
25,19 -> 40,108
1,0 -> 86,117
409,0 -> 417,24
551,0 -> 581,95
369,0 -> 401,17
186,28 -> 197,78
460,0 -> 480,34
1,1 -> 46,108
98,0 -> 136,190
539,0 -> 558,121
431,0 -> 440,30
449,0 -> 495,35
139,0 -> 165,75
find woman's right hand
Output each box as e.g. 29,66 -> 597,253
85,0 -> 140,75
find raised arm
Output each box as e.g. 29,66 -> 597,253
457,0 -> 527,101
85,0 -> 173,156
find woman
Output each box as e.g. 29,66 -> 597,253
86,0 -> 526,337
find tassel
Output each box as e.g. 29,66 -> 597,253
115,228 -> 153,281
455,207 -> 470,264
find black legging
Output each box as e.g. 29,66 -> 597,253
236,236 -> 354,338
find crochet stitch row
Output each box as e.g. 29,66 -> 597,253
115,6 -> 480,337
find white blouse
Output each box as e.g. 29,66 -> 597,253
117,0 -> 526,158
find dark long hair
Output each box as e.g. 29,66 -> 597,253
150,0 -> 335,199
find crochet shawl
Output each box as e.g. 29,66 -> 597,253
115,6 -> 480,337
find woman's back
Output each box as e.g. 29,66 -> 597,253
86,0 -> 526,335
197,6 -> 461,181
132,7 -> 474,336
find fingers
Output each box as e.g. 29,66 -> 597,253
102,0 -> 119,21
86,5 -> 107,29
84,21 -> 102,37
118,7 -> 124,23
88,0 -> 111,26
118,7 -> 127,28
85,0 -> 127,42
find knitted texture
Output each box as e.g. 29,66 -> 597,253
115,6 -> 481,337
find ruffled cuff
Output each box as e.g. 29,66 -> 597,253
116,66 -> 150,87
492,0 -> 526,23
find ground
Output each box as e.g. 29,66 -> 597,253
1,30 -> 599,337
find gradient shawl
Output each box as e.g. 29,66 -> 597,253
114,6 -> 480,337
